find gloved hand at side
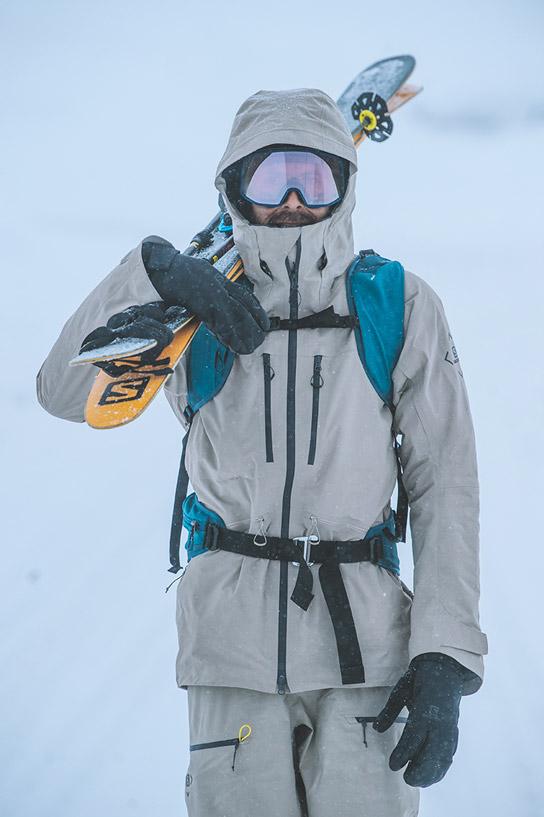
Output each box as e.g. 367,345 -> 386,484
142,236 -> 270,354
373,652 -> 480,788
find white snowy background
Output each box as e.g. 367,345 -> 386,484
1,0 -> 543,815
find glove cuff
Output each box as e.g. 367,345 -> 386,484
142,236 -> 178,276
411,652 -> 481,694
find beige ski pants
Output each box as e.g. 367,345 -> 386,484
184,685 -> 420,817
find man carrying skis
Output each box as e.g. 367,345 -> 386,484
38,87 -> 487,817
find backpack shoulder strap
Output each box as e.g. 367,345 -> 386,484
346,250 -> 405,410
347,250 -> 408,542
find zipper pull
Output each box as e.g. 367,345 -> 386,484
310,356 -> 323,389
232,724 -> 252,771
263,354 -> 275,381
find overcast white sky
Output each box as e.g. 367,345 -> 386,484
1,1 -> 543,815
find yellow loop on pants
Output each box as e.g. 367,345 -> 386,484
359,109 -> 378,131
239,723 -> 252,743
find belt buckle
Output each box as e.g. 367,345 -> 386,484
205,524 -> 220,551
368,535 -> 384,564
292,535 -> 319,567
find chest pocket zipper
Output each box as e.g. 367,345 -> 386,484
308,355 -> 323,465
262,353 -> 275,462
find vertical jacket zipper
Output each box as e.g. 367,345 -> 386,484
277,237 -> 301,695
262,353 -> 274,463
308,355 -> 323,465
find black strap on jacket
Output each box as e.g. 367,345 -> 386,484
204,524 -> 396,686
267,305 -> 358,332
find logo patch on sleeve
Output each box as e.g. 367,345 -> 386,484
444,333 -> 463,376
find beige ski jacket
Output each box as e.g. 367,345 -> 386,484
37,88 -> 487,695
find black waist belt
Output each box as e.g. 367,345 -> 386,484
204,524 -> 394,686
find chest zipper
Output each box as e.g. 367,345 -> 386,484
277,237 -> 302,696
262,353 -> 275,462
308,355 -> 323,465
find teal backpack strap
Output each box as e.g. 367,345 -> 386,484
347,250 -> 408,541
346,250 -> 405,409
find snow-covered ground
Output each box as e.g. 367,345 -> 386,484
1,1 -> 543,815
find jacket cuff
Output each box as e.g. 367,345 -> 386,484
409,613 -> 488,695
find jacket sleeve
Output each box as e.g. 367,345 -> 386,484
36,238 -> 188,424
392,271 -> 488,695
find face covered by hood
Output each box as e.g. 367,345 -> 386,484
215,88 -> 358,317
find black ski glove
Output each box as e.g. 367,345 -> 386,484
142,236 -> 270,354
373,652 -> 479,788
79,302 -> 183,376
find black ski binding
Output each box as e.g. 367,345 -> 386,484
351,92 -> 393,142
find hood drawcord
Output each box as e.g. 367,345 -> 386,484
165,566 -> 185,594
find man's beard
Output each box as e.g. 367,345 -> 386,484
265,208 -> 319,227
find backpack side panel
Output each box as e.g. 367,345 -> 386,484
185,325 -> 235,416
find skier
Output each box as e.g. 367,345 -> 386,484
37,88 -> 487,817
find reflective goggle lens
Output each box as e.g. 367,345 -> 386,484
241,150 -> 343,208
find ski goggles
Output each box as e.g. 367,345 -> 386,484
239,148 -> 347,208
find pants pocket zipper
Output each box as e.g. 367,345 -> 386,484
190,724 -> 252,771
355,716 -> 408,747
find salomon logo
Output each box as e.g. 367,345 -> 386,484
98,377 -> 151,404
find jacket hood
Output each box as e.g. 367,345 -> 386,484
215,88 -> 358,317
